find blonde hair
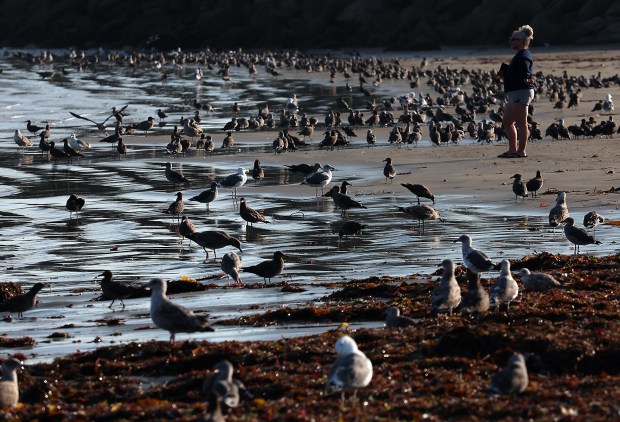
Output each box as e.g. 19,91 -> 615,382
514,25 -> 534,46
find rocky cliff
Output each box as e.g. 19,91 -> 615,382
1,0 -> 619,49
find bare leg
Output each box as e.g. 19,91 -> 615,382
502,104 -> 518,153
513,104 -> 529,156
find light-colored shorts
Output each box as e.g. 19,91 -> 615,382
507,89 -> 535,105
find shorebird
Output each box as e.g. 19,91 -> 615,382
518,268 -> 561,291
13,130 -> 33,149
62,138 -> 85,162
383,158 -> 395,183
163,192 -> 184,222
301,164 -> 335,196
189,182 -> 219,212
111,105 -> 128,123
401,183 -> 435,204
430,259 -> 461,315
563,217 -> 601,254
132,116 -> 155,136
0,358 -> 22,407
549,191 -> 569,231
49,141 -> 70,163
487,354 -> 528,396
325,335 -> 373,407
218,168 -> 248,199
164,162 -> 191,187
96,270 -> 145,309
510,174 -> 528,201
70,111 -> 112,131
366,129 -> 376,147
243,251 -> 286,284
202,360 -> 249,417
327,186 -> 367,217
460,271 -> 490,314
454,234 -> 496,274
39,124 -> 51,140
178,215 -> 196,246
188,230 -> 242,260
148,278 -> 214,343
157,109 -> 168,122
66,194 -> 85,219
25,119 -> 43,134
526,171 -> 544,198
338,221 -> 366,242
116,138 -> 127,157
252,159 -> 265,186
38,132 -> 51,155
583,211 -> 604,236
0,282 -> 48,318
489,260 -> 519,311
222,131 -> 235,148
221,252 -> 243,286
67,134 -> 91,151
384,306 -> 415,328
285,162 -> 321,175
397,204 -> 443,234
239,197 -> 270,227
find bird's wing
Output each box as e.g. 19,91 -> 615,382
70,111 -> 99,125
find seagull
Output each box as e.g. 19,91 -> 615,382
163,192 -> 184,222
401,183 -> 435,204
489,260 -> 519,311
487,354 -> 528,396
326,186 -> 367,217
189,182 -> 218,212
49,141 -> 70,163
518,268 -> 561,291
202,360 -> 250,417
286,162 -> 321,175
164,162 -> 191,187
510,174 -> 528,201
96,270 -> 145,309
25,119 -> 43,134
13,130 -> 33,149
366,129 -> 376,147
132,116 -> 155,136
252,159 -> 265,186
188,230 -> 242,260
148,278 -> 214,343
221,252 -> 243,286
563,217 -> 601,254
338,221 -> 367,243
430,259 -> 461,314
243,251 -> 286,284
301,164 -> 335,196
526,170 -> 544,198
239,197 -> 270,227
218,168 -> 248,199
549,191 -> 569,230
67,134 -> 91,151
459,271 -> 490,314
383,158 -> 395,183
583,211 -> 604,236
384,306 -> 415,328
397,204 -> 443,234
63,138 -> 85,161
116,138 -> 127,157
325,335 -> 373,406
0,358 -> 22,407
70,111 -> 113,131
66,194 -> 85,219
454,235 -> 496,274
0,283 -> 48,318
178,215 -> 196,246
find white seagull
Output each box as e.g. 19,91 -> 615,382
454,234 -> 496,274
217,167 -> 248,198
301,164 -> 335,196
325,335 -> 373,406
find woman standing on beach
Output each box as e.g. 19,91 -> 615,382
498,25 -> 535,158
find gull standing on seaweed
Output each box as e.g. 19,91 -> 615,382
243,251 -> 286,284
549,191 -> 569,231
0,283 -> 48,318
384,306 -> 416,328
487,354 -> 528,396
563,217 -> 602,254
301,164 -> 335,196
460,271 -> 490,314
454,235 -> 496,274
430,259 -> 461,315
96,270 -> 145,309
220,252 -> 243,286
148,278 -> 214,343
325,335 -> 373,406
189,182 -> 218,212
518,268 -> 561,291
218,167 -> 248,199
202,360 -> 250,418
489,260 -> 519,311
0,358 -> 22,407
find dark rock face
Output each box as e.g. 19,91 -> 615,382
0,0 -> 619,48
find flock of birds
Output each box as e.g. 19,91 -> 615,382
1,47 -> 616,415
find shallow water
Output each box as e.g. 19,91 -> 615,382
0,49 -> 618,363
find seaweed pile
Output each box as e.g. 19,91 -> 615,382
2,252 -> 619,420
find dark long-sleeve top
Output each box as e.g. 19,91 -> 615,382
503,49 -> 534,92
